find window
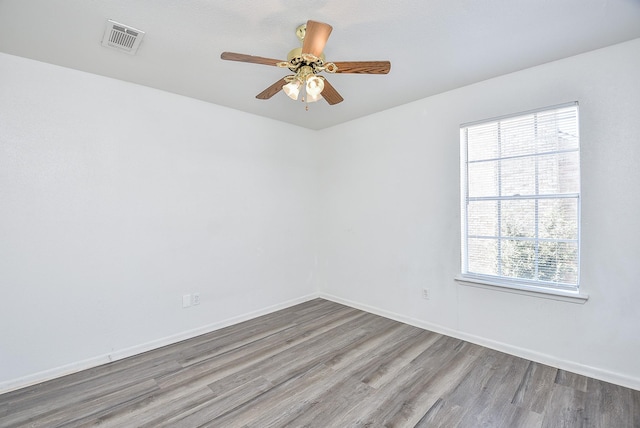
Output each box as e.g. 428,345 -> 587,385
460,103 -> 580,291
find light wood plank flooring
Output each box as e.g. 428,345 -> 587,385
1,299 -> 639,427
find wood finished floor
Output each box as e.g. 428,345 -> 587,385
1,299 -> 639,427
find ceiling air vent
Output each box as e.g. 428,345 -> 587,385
101,20 -> 145,55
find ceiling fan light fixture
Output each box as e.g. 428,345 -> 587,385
305,75 -> 324,97
305,91 -> 323,103
283,79 -> 302,100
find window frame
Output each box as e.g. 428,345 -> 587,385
458,102 -> 586,301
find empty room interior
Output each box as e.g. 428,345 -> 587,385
1,0 -> 640,426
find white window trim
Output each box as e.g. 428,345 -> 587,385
455,274 -> 588,303
459,102 -> 582,297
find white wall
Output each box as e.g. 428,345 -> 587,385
2,38 -> 639,393
0,53 -> 319,391
317,38 -> 640,390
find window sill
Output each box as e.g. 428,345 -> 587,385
454,275 -> 589,304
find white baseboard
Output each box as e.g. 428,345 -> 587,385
0,293 -> 319,394
5,292 -> 638,394
319,292 -> 640,391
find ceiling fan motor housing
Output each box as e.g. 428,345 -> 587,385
286,48 -> 326,74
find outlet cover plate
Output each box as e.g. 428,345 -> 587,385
182,294 -> 191,308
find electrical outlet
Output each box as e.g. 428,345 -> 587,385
182,294 -> 192,308
192,293 -> 200,306
422,288 -> 430,300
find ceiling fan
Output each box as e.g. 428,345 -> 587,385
220,20 -> 391,107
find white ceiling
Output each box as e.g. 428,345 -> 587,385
1,0 -> 640,130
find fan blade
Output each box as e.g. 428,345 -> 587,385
321,79 -> 344,105
302,20 -> 333,57
221,52 -> 283,67
256,78 -> 288,100
333,61 -> 391,74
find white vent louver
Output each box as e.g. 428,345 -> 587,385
101,20 -> 145,55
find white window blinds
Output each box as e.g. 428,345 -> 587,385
460,103 -> 580,289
